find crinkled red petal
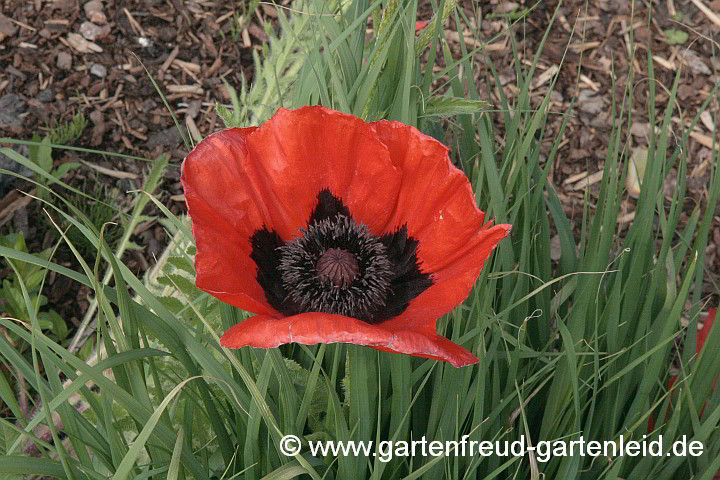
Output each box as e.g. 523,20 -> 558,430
220,313 -> 480,367
181,127 -> 278,316
241,106 -> 403,240
697,307 -> 716,352
381,223 -> 510,331
371,119 -> 508,270
370,120 -> 511,330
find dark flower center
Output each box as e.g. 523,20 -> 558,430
276,212 -> 393,319
316,248 -> 359,287
249,189 -> 433,324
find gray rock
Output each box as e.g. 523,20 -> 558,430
90,63 -> 107,78
37,89 -> 54,103
0,94 -> 27,127
147,126 -> 182,149
0,145 -> 34,194
682,50 -> 711,76
79,21 -> 111,41
57,51 -> 72,70
578,89 -> 605,115
0,12 -> 18,37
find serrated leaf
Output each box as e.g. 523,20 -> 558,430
157,295 -> 187,314
216,104 -> 235,128
166,256 -> 195,275
422,97 -> 492,117
156,273 -> 200,298
134,215 -> 156,224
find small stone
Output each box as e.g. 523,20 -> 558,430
550,90 -> 564,103
84,0 -> 107,24
0,94 -> 26,128
6,66 -> 26,82
116,178 -> 133,192
67,32 -> 103,53
678,84 -> 694,101
0,145 -> 34,195
682,49 -> 711,76
711,56 -> 720,71
578,89 -> 604,115
498,72 -> 515,86
90,63 -> 107,78
147,126 -> 181,149
0,12 -> 18,37
37,89 -> 54,103
495,2 -> 519,13
80,21 -> 111,41
187,99 -> 202,119
89,109 -> 106,145
630,122 -> 650,138
57,51 -> 72,70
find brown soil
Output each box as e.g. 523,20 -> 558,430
458,0 -> 720,308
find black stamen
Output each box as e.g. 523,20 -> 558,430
249,189 -> 433,323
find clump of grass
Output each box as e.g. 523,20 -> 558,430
49,113 -> 87,146
65,179 -> 124,263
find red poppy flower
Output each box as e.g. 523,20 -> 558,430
181,106 -> 511,367
668,307 -> 717,391
649,307 -> 717,432
696,307 -> 716,352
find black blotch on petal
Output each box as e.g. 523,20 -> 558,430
376,225 -> 434,321
250,228 -> 291,313
308,189 -> 350,225
250,191 -> 433,323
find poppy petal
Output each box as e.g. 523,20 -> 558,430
241,106 -> 403,239
381,222 -> 511,330
371,119 -> 508,272
181,127 -> 278,316
220,313 -> 480,367
697,307 -> 716,352
370,120 -> 510,329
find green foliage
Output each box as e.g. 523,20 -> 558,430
49,113 -> 88,146
65,181 -> 124,263
0,233 -> 67,344
25,134 -> 82,206
26,112 -> 86,189
663,28 -> 688,44
217,2 -> 310,126
420,96 -> 492,117
219,0 -> 263,43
